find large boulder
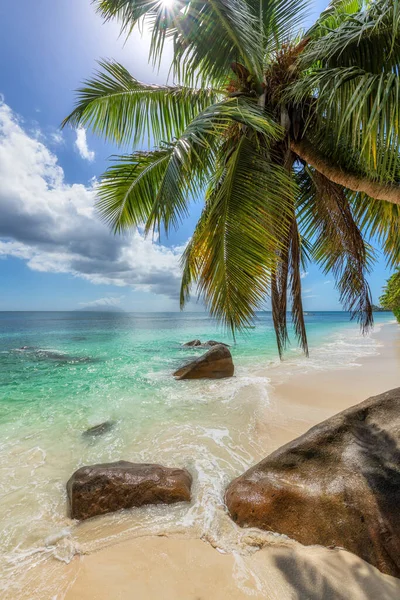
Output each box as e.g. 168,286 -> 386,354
173,344 -> 234,379
225,388 -> 400,577
67,461 -> 192,520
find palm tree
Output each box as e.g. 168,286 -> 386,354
63,0 -> 400,357
380,269 -> 400,322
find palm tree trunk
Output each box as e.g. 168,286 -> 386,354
291,138 -> 400,205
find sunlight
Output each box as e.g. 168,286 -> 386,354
161,0 -> 175,8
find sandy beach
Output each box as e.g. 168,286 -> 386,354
3,0 -> 400,596
56,322 -> 400,600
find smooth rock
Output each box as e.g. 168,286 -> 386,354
182,339 -> 202,347
225,387 -> 400,577
200,340 -> 230,348
67,461 -> 192,520
173,344 -> 234,379
82,421 -> 115,438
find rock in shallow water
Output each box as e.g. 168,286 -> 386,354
67,461 -> 192,520
182,339 -> 202,347
82,421 -> 115,438
174,344 -> 234,379
225,387 -> 400,577
200,340 -> 230,348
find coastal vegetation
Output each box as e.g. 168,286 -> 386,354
64,0 -> 400,356
380,270 -> 400,322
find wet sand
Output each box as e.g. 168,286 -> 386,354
63,323 -> 400,600
65,536 -> 400,600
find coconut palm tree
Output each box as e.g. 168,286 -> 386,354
63,0 -> 400,356
380,269 -> 400,322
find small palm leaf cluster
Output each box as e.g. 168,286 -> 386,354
380,269 -> 400,322
63,0 -> 400,357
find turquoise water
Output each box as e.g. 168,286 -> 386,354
0,310 -> 394,598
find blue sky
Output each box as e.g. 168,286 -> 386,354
0,0 -> 394,311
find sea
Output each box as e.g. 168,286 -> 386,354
0,310 -> 394,598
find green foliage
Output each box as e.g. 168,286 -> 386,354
180,135 -> 296,337
297,167 -> 374,332
63,0 -> 400,356
290,0 -> 400,183
380,270 -> 400,322
62,60 -> 220,147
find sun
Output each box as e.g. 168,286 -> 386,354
161,0 -> 175,8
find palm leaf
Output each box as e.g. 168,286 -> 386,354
97,96 -> 283,233
352,193 -> 400,269
95,0 -> 262,84
62,59 -> 219,147
307,0 -> 364,38
289,217 -> 309,356
181,134 -> 296,335
298,167 -> 374,330
289,0 -> 400,182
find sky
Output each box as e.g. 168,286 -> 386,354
0,0 -> 394,312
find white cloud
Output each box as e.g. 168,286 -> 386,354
80,296 -> 124,308
50,131 -> 64,145
300,271 -> 309,279
324,280 -> 332,285
0,100 -> 185,300
304,294 -> 318,299
75,126 -> 95,162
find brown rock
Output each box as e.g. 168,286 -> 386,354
182,339 -> 202,347
201,340 -> 230,348
173,344 -> 234,379
225,387 -> 400,577
82,421 -> 115,438
67,461 -> 192,520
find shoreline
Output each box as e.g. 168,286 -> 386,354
259,321 -> 400,451
61,322 -> 400,600
13,321 -> 400,600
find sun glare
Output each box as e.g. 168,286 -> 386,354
161,0 -> 175,8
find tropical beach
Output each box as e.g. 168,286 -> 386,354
1,0 -> 400,597
0,312 -> 399,598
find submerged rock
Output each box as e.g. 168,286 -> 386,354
82,421 -> 115,438
173,344 -> 234,380
182,339 -> 202,347
67,461 -> 192,520
15,347 -> 98,363
225,387 -> 400,577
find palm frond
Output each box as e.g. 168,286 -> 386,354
97,96 -> 282,234
180,135 -> 296,334
289,218 -> 309,356
271,214 -> 309,358
307,0 -> 364,38
62,59 -> 219,147
244,0 -> 311,53
288,0 -> 400,182
304,0 -> 400,68
95,0 -> 262,84
95,0 -> 157,31
352,193 -> 400,269
271,244 -> 289,358
290,65 -> 400,183
97,146 -> 177,232
298,168 -> 374,331
172,0 -> 264,84
380,269 -> 400,310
